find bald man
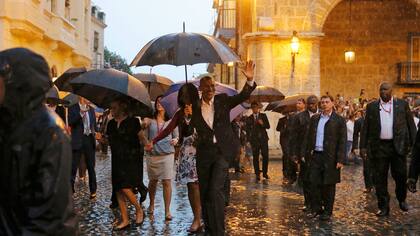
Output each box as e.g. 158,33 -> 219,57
360,82 -> 416,217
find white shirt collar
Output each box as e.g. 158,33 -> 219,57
201,97 -> 214,106
380,97 -> 393,105
321,110 -> 333,118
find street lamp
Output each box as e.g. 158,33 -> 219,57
291,31 -> 299,55
345,50 -> 355,63
227,61 -> 234,67
345,0 -> 355,64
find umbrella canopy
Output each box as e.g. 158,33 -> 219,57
130,32 -> 239,67
54,67 -> 87,92
249,86 -> 285,103
69,69 -> 153,116
45,85 -> 70,105
160,79 -> 245,121
266,93 -> 312,114
133,73 -> 173,101
62,93 -> 79,107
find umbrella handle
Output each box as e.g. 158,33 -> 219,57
184,65 -> 188,83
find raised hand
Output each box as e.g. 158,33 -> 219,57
240,60 -> 255,81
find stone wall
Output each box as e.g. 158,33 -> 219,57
320,0 -> 420,99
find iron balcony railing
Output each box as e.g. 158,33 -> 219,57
397,62 -> 420,84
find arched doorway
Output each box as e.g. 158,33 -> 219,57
320,0 -> 420,99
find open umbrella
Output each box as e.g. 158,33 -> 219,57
249,86 -> 285,103
130,23 -> 240,82
266,93 -> 311,113
45,85 -> 70,105
54,67 -> 87,92
160,79 -> 246,121
69,69 -> 152,116
133,73 -> 173,101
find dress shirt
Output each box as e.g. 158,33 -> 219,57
79,103 -> 92,135
309,110 -> 317,118
346,120 -> 354,141
201,80 -> 255,144
379,98 -> 393,140
315,111 -> 332,151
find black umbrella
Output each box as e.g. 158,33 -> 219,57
133,73 -> 173,101
54,67 -> 87,92
266,93 -> 311,113
45,85 -> 70,105
130,23 -> 240,82
249,86 -> 285,103
69,69 -> 152,116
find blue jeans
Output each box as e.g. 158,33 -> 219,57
345,141 -> 353,164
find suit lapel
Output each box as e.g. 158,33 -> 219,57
375,100 -> 381,127
196,99 -> 213,131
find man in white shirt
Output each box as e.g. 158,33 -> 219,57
360,82 -> 417,217
192,61 -> 256,236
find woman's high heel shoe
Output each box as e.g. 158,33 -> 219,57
113,223 -> 130,231
188,224 -> 203,234
135,212 -> 146,226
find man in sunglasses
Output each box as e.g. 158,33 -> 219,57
0,48 -> 76,235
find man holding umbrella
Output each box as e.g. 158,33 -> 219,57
188,62 -> 255,235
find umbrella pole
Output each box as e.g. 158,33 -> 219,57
184,65 -> 188,83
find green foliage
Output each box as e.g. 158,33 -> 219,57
104,47 -> 133,74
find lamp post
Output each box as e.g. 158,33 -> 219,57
345,0 -> 355,63
290,31 -> 299,80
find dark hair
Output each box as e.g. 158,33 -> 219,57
297,98 -> 306,104
306,95 -> 318,104
178,83 -> 199,109
251,101 -> 260,107
154,95 -> 170,121
321,94 -> 334,102
112,97 -> 130,115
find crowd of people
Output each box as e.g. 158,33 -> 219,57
1,48 -> 420,236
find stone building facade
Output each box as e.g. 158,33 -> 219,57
0,0 -> 106,76
211,0 -> 420,148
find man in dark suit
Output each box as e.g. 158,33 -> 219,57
360,82 -> 416,216
246,102 -> 270,180
304,95 -> 346,221
69,96 -> 98,199
408,128 -> 420,193
192,62 -> 256,236
289,95 -> 318,212
276,115 -> 290,184
352,110 -> 374,193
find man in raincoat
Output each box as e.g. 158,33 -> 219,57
0,48 -> 77,235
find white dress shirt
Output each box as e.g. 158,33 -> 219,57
201,80 -> 255,144
346,120 -> 354,142
79,103 -> 92,135
379,98 -> 393,140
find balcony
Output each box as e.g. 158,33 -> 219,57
397,62 -> 420,85
214,0 -> 235,39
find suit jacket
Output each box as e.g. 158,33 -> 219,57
192,82 -> 256,159
245,112 -> 270,145
360,98 -> 416,156
352,117 -> 364,150
276,116 -> 289,154
409,129 -> 420,180
289,110 -> 312,158
68,104 -> 96,150
304,112 -> 347,184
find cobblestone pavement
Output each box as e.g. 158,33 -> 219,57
74,153 -> 420,235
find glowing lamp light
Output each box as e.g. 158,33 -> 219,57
344,50 -> 355,63
291,31 -> 299,55
227,61 -> 234,67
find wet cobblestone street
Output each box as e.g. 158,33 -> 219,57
74,152 -> 420,235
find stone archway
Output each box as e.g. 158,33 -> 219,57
319,0 -> 420,98
302,0 -> 420,32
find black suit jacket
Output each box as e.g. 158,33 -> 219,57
409,129 -> 420,180
360,99 -> 416,156
68,104 -> 96,150
245,112 -> 270,145
304,112 -> 347,184
352,117 -> 364,150
192,82 -> 256,159
289,110 -> 312,158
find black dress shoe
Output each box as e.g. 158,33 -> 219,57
319,213 -> 331,221
263,174 -> 270,179
256,174 -> 261,181
399,202 -> 409,212
375,209 -> 389,217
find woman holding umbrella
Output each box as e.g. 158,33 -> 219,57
146,83 -> 203,233
105,97 -> 145,230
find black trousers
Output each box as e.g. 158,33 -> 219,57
298,160 -> 312,209
251,141 -> 269,175
371,140 -> 407,210
196,144 -> 228,236
310,152 -> 336,215
286,156 -> 298,182
71,135 -> 97,193
363,149 -> 375,189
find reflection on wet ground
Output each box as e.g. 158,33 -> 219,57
74,153 -> 420,235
